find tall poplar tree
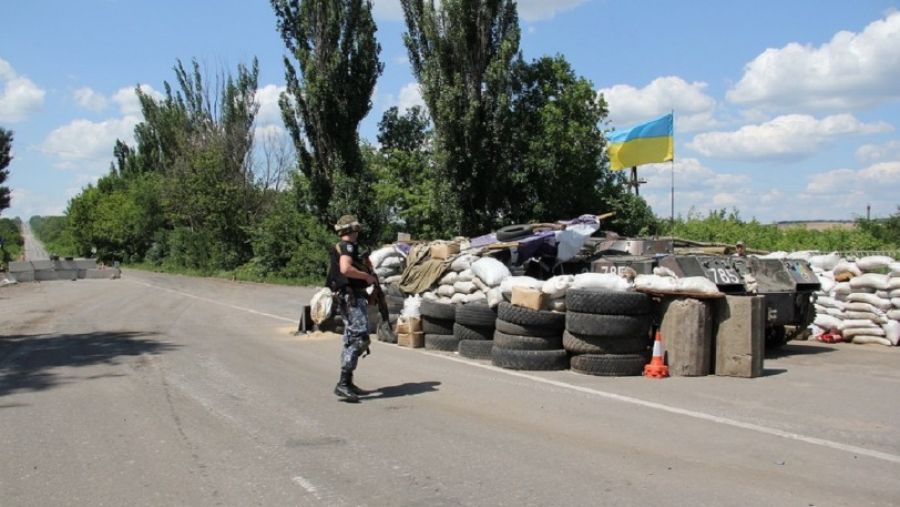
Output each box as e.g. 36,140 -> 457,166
272,0 -> 383,230
0,128 -> 12,214
401,0 -> 520,235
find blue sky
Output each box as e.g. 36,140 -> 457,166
2,0 -> 900,224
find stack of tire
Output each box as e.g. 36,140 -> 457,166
421,299 -> 459,351
454,303 -> 497,359
564,289 -> 654,376
375,284 -> 404,343
491,302 -> 568,370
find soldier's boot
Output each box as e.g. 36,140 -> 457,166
334,370 -> 359,402
347,371 -> 367,396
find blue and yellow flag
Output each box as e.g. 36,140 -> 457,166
607,113 -> 674,170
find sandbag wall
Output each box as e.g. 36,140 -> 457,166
811,255 -> 900,346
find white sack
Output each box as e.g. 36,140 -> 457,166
851,335 -> 893,346
842,319 -> 880,329
486,287 -> 504,308
437,284 -> 456,297
832,282 -> 852,295
450,293 -> 467,304
471,257 -> 511,287
809,253 -> 842,271
453,281 -> 477,294
818,276 -> 836,293
846,292 -> 893,311
889,262 -> 900,276
369,246 -> 400,268
451,254 -> 479,273
550,298 -> 567,312
891,289 -> 900,298
815,296 -> 843,309
401,295 -> 422,318
760,251 -> 788,259
653,266 -> 678,278
788,251 -> 816,260
380,256 -> 402,269
825,308 -> 846,317
888,278 -> 900,290
676,277 -> 721,294
422,291 -> 438,301
843,327 -> 885,338
844,311 -> 887,324
883,321 -> 900,345
844,301 -> 882,314
375,267 -> 395,278
888,309 -> 900,321
634,274 -> 677,293
893,297 -> 900,308
814,314 -> 844,331
574,272 -> 632,292
833,261 -> 862,277
876,290 -> 891,299
457,269 -> 475,282
463,291 -> 486,304
384,274 -> 402,284
856,255 -> 895,272
310,288 -> 334,324
556,222 -> 600,263
438,297 -> 453,304
850,273 -> 890,291
542,275 -> 575,299
472,276 -> 490,293
439,272 -> 459,285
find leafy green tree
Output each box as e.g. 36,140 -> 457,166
401,0 -> 520,235
0,127 -> 12,214
272,0 -> 384,234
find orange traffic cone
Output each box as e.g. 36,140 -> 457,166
644,330 -> 669,378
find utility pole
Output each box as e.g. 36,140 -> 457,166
867,203 -> 871,220
628,166 -> 646,196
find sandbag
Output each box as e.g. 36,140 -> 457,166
788,251 -> 815,260
844,301 -> 883,314
843,327 -> 885,338
463,291 -> 486,304
851,335 -> 893,346
401,295 -> 422,318
437,284 -> 456,297
384,274 -> 402,284
849,273 -> 890,291
893,297 -> 900,308
574,272 -> 633,292
833,261 -> 862,278
438,297 -> 453,304
457,269 -> 475,282
876,290 -> 891,299
500,276 -> 544,295
549,298 -> 567,312
891,289 -> 900,298
486,287 -> 504,308
451,254 -> 479,273
676,276 -> 721,294
542,275 -> 575,299
888,278 -> 900,290
890,262 -> 900,276
818,277 -> 836,293
842,319 -> 880,329
471,257 -> 511,287
453,281 -> 477,294
815,296 -> 843,309
888,309 -> 900,320
310,288 -> 335,324
380,256 -> 402,269
450,293 -> 467,304
844,311 -> 887,324
634,274 -> 677,293
439,271 -> 459,285
809,253 -> 842,271
814,314 -> 844,331
422,291 -> 438,301
653,266 -> 678,278
825,308 -> 846,317
375,267 -> 395,277
845,292 -> 893,311
883,321 -> 900,345
369,246 -> 401,268
856,255 -> 895,272
472,276 -> 490,293
832,282 -> 852,295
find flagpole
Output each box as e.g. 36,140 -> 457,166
670,109 -> 675,230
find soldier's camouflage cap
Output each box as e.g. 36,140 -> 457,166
335,214 -> 361,233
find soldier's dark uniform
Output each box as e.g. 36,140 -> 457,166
327,215 -> 371,401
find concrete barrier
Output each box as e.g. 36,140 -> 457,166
3,258 -> 117,283
83,268 -> 121,279
9,261 -> 33,273
659,297 -> 714,376
713,295 -> 765,378
11,270 -> 34,282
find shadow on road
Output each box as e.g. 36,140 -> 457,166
766,342 -> 838,359
0,331 -> 178,398
365,381 -> 442,400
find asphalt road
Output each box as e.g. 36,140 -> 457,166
2,271 -> 900,506
20,222 -> 48,261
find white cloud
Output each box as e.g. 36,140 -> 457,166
0,57 -> 46,122
41,116 -> 139,169
727,12 -> 900,111
687,114 -> 892,161
856,139 -> 900,164
599,76 -> 718,132
712,192 -> 739,206
805,162 -> 900,216
641,157 -> 748,191
255,84 -> 286,126
397,82 -> 425,112
111,84 -> 162,116
7,188 -> 66,218
73,87 -> 108,112
517,0 -> 588,21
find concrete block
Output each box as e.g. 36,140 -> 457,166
659,297 -> 714,376
31,260 -> 54,271
75,259 -> 98,270
56,269 -> 78,281
83,268 -> 120,279
11,271 -> 34,283
34,270 -> 58,281
714,295 -> 765,378
8,261 -> 33,273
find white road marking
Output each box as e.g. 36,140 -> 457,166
291,475 -> 323,499
126,277 -> 900,466
125,279 -> 297,323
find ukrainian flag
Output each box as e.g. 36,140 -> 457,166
607,113 -> 674,170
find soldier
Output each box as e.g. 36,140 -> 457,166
327,215 -> 376,402
735,240 -> 747,257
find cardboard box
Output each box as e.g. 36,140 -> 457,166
430,242 -> 460,260
395,316 -> 422,335
397,232 -> 412,242
511,286 -> 548,311
398,331 -> 425,348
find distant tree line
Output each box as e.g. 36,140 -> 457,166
45,0 -> 667,284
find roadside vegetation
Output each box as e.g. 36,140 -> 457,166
0,217 -> 23,268
20,0 -> 900,286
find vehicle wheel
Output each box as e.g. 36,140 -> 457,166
495,318 -> 561,337
565,289 -> 653,315
570,353 -> 648,376
458,340 -> 494,360
420,299 -> 457,320
422,317 -> 454,335
491,348 -> 569,370
565,312 -> 651,338
496,224 -> 534,242
425,333 -> 459,351
455,303 -> 497,328
453,322 -> 493,341
562,331 -> 651,355
493,330 -> 562,350
497,302 -> 564,329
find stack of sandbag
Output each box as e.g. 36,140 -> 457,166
423,255 -> 510,307
564,274 -> 654,376
369,245 -> 406,285
812,255 -> 900,346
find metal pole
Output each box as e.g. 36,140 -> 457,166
670,159 -> 675,229
631,166 -> 639,196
